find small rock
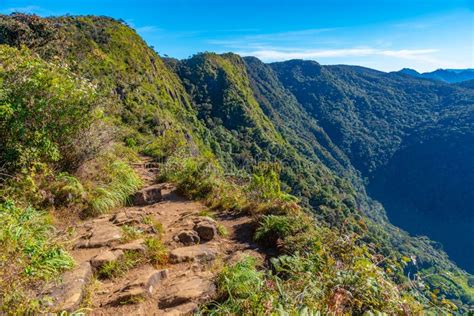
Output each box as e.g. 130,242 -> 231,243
113,239 -> 146,254
47,262 -> 92,312
158,276 -> 216,308
169,244 -> 217,263
176,230 -> 200,246
133,185 -> 162,206
193,221 -> 217,241
90,249 -> 124,269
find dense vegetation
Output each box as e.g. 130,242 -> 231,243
0,13 -> 473,313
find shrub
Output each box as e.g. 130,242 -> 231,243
0,45 -> 97,172
206,256 -> 273,314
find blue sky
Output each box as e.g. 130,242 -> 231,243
1,0 -> 473,72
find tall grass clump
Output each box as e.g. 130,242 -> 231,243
88,159 -> 142,215
0,200 -> 74,314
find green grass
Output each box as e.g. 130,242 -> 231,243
144,236 -> 168,267
142,216 -> 164,236
0,200 -> 74,314
121,225 -> 143,243
88,159 -> 142,215
216,224 -> 229,238
97,250 -> 143,279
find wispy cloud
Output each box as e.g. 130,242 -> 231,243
136,25 -> 161,33
236,48 -> 440,63
207,28 -> 338,48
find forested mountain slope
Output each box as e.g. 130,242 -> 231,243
398,68 -> 474,83
268,60 -> 474,275
1,14 -> 473,313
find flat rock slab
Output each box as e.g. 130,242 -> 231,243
133,185 -> 162,206
126,268 -> 169,294
47,262 -> 92,312
90,249 -> 123,269
169,244 -> 218,263
113,239 -> 146,254
158,276 -> 216,308
75,222 -> 122,248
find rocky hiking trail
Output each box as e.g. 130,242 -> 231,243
43,159 -> 264,315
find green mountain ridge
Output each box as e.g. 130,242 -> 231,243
1,14 -> 473,312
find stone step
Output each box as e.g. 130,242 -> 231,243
45,262 -> 93,312
90,249 -> 124,269
169,244 -> 218,264
107,268 -> 168,306
75,222 -> 122,248
158,276 -> 216,309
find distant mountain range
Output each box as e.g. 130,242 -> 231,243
396,68 -> 474,83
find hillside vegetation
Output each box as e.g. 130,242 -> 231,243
0,13 -> 473,314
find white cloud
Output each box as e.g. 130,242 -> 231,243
236,48 -> 440,62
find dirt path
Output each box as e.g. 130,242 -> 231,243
44,159 -> 263,315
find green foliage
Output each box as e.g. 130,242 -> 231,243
142,129 -> 187,160
0,45 -> 97,171
0,200 -> 73,313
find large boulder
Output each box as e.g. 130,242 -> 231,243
133,185 -> 162,206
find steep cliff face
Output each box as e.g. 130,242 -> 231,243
1,13 -> 473,310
